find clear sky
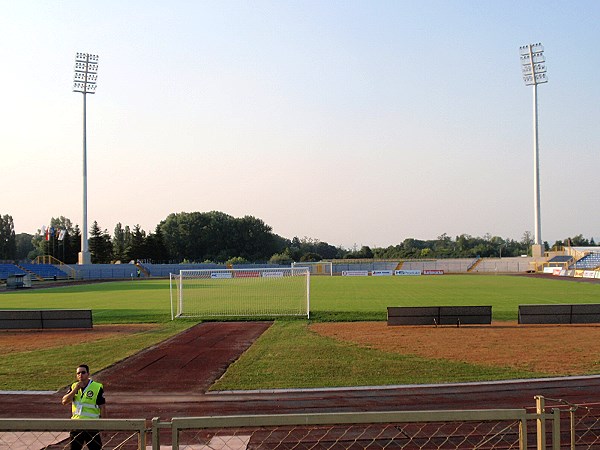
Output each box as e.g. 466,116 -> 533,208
1,1 -> 598,249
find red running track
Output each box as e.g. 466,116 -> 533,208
2,322 -> 600,420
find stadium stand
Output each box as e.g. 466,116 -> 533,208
399,257 -> 535,274
0,264 -> 26,281
4,251 -> 594,282
19,263 -> 69,280
334,261 -> 399,274
572,252 -> 600,269
73,263 -> 144,279
547,255 -> 574,265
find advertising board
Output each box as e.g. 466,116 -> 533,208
394,270 -> 422,276
342,270 -> 369,277
423,270 -> 444,275
372,270 -> 393,276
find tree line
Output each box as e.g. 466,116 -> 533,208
0,211 -> 597,264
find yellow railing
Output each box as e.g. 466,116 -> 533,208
32,256 -> 76,279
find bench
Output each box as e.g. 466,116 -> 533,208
0,310 -> 93,329
518,304 -> 600,324
387,306 -> 492,326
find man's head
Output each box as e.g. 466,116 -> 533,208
76,364 -> 90,382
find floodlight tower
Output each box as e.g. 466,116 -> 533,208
519,43 -> 547,258
73,53 -> 99,265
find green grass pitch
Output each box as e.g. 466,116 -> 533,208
1,275 -> 598,390
0,275 -> 598,322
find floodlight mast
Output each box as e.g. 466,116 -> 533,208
519,43 -> 547,255
73,53 -> 98,265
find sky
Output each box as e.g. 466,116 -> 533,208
1,1 -> 598,249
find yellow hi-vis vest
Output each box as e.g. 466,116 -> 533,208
71,380 -> 103,419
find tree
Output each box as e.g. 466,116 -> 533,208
269,249 -> 293,265
64,225 -> 82,264
112,223 -> 128,262
15,233 -> 34,260
234,215 -> 278,261
299,252 -> 322,262
225,256 -> 248,266
89,221 -> 112,263
344,245 -> 374,259
159,211 -> 281,263
146,225 -> 169,263
30,217 -> 80,263
125,224 -> 147,262
569,234 -> 590,247
0,214 -> 17,260
521,231 -> 534,247
50,216 -> 76,263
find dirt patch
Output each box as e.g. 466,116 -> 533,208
0,324 -> 158,355
309,321 -> 600,376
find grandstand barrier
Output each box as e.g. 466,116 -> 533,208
518,304 -> 600,324
0,309 -> 92,329
387,306 -> 492,326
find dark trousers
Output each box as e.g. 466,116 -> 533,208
69,430 -> 102,450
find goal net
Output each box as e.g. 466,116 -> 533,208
170,267 -> 310,319
292,261 -> 333,276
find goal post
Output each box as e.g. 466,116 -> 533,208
291,261 -> 333,276
170,267 -> 310,319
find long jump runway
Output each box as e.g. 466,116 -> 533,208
2,322 -> 600,420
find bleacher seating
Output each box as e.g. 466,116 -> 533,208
0,264 -> 26,281
572,253 -> 600,269
20,264 -> 69,280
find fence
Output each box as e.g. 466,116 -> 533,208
0,418 -> 146,449
1,396 -> 599,449
533,396 -> 600,449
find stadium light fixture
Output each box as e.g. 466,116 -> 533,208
519,43 -> 547,251
73,52 -> 99,265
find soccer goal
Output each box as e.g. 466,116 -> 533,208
170,267 -> 310,319
291,261 -> 333,276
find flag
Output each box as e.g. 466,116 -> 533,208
58,230 -> 67,241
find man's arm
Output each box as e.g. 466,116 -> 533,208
61,387 -> 76,406
99,404 -> 106,418
61,381 -> 85,406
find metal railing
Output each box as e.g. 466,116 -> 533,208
1,396 -> 599,449
0,418 -> 146,449
167,409 -> 531,450
535,396 -> 600,449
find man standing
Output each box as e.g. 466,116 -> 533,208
61,364 -> 106,450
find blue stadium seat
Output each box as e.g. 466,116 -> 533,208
20,264 -> 69,280
0,264 -> 27,281
572,253 -> 600,269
